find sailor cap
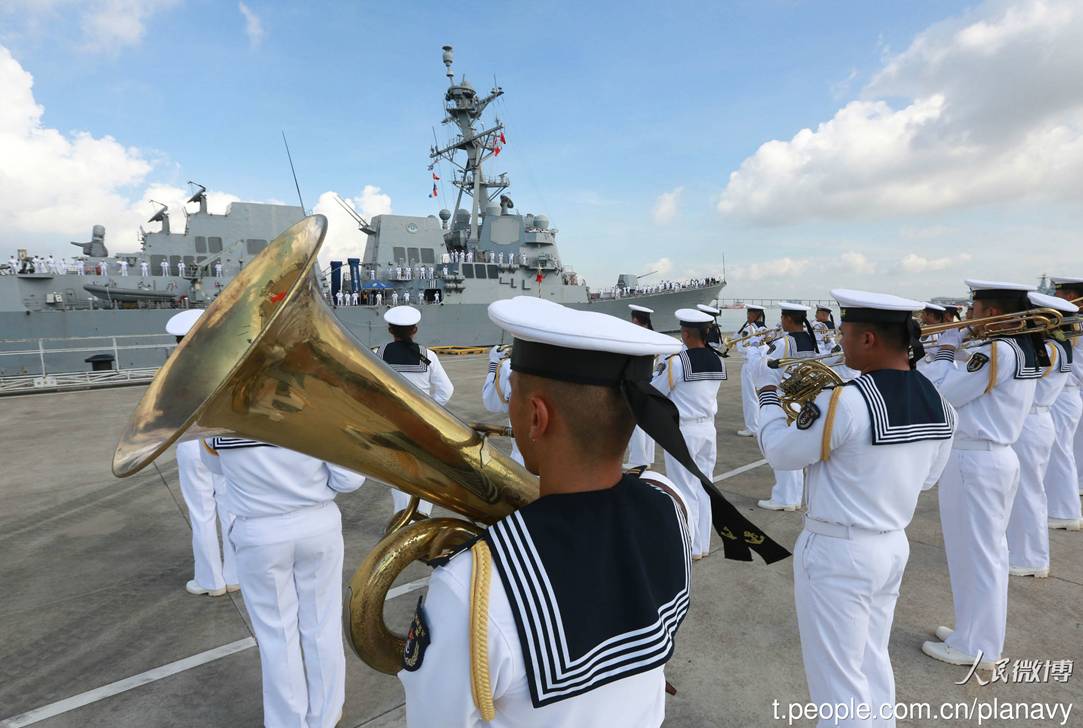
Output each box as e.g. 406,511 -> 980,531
489,297 -> 680,359
1050,277 -> 1083,287
816,304 -> 833,312
628,304 -> 654,314
964,279 -> 1035,300
1028,291 -> 1079,314
779,301 -> 812,313
384,305 -> 422,327
675,308 -> 714,325
832,289 -> 924,324
696,304 -> 721,316
165,308 -> 205,336
923,302 -> 946,312
744,304 -> 766,311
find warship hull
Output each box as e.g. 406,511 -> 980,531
0,285 -> 721,376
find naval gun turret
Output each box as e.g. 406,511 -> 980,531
70,225 -> 108,258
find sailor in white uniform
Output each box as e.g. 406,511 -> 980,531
214,261 -> 223,278
651,308 -> 727,559
202,439 -> 365,728
758,302 -> 821,511
697,303 -> 724,350
812,304 -> 836,351
735,304 -> 769,438
167,308 -> 238,597
753,290 -> 954,728
139,259 -> 149,277
399,296 -> 787,728
118,259 -> 129,276
625,304 -> 658,468
177,259 -> 186,277
380,305 -> 453,517
1006,292 -> 1078,576
482,344 -> 524,465
160,259 -> 170,276
1046,276 -> 1083,530
921,280 -> 1040,669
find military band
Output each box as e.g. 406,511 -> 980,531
161,280 -> 1082,727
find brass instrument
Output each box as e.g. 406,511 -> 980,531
112,215 -> 538,675
721,325 -> 781,352
770,358 -> 845,424
920,307 -> 1064,340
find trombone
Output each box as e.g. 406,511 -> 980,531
920,307 -> 1064,341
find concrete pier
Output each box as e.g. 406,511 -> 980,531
1,355 -> 1080,727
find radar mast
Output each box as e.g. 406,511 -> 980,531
429,45 -> 508,245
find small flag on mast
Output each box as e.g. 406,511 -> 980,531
499,131 -> 506,144
430,183 -> 438,198
432,171 -> 440,181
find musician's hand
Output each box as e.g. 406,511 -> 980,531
489,345 -> 504,364
937,329 -> 964,350
751,356 -> 783,391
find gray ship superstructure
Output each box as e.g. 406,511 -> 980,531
0,46 -> 722,381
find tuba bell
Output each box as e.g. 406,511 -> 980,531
112,215 -> 538,674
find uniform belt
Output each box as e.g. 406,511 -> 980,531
680,415 -> 713,425
1031,405 -> 1052,414
952,439 -> 1009,451
802,516 -> 896,540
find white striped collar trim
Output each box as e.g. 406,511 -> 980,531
851,374 -> 955,445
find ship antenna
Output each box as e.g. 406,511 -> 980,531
442,45 -> 455,85
281,131 -> 306,213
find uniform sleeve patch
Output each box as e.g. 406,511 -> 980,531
401,595 -> 430,672
796,401 -> 821,430
967,352 -> 990,373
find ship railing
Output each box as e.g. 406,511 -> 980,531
0,333 -> 176,395
0,367 -> 162,395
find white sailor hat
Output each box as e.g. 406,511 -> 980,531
745,304 -> 766,311
779,301 -> 812,313
488,296 -> 679,364
628,304 -> 654,314
696,303 -> 721,316
384,305 -> 422,327
964,279 -> 1035,300
1050,276 -> 1083,289
1028,291 -> 1079,314
923,302 -> 946,312
165,308 -> 204,336
675,308 -> 714,325
831,289 -> 925,323
815,304 -> 833,312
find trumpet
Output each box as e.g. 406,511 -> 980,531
722,325 -> 781,352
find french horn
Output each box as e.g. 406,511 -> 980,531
112,215 -> 538,675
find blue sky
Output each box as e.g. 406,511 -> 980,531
3,0 -> 1082,299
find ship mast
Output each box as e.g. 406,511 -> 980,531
429,45 -> 508,245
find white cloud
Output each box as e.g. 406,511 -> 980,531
718,0 -> 1083,224
839,251 -> 876,274
3,1 -> 180,53
238,2 -> 264,48
312,186 -> 392,266
645,257 -> 673,276
728,257 -> 811,282
652,186 -> 683,224
899,252 -> 973,273
0,45 -> 240,256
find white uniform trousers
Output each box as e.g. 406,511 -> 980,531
1049,390 -> 1083,518
626,426 -> 656,469
231,502 -> 346,728
215,472 -> 238,586
391,489 -> 434,517
1007,412 -> 1054,570
1077,388 -> 1083,496
794,527 -> 909,728
663,419 -> 716,558
740,357 -> 759,434
939,446 -> 1019,662
769,468 -> 805,507
177,441 -> 230,591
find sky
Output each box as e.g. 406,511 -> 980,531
1,0 -> 1082,301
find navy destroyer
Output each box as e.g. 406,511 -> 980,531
0,45 -> 722,381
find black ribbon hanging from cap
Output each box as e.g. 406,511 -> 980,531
620,376 -> 790,564
906,318 -> 925,370
511,339 -> 790,564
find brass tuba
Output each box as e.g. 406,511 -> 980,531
112,215 -> 537,674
